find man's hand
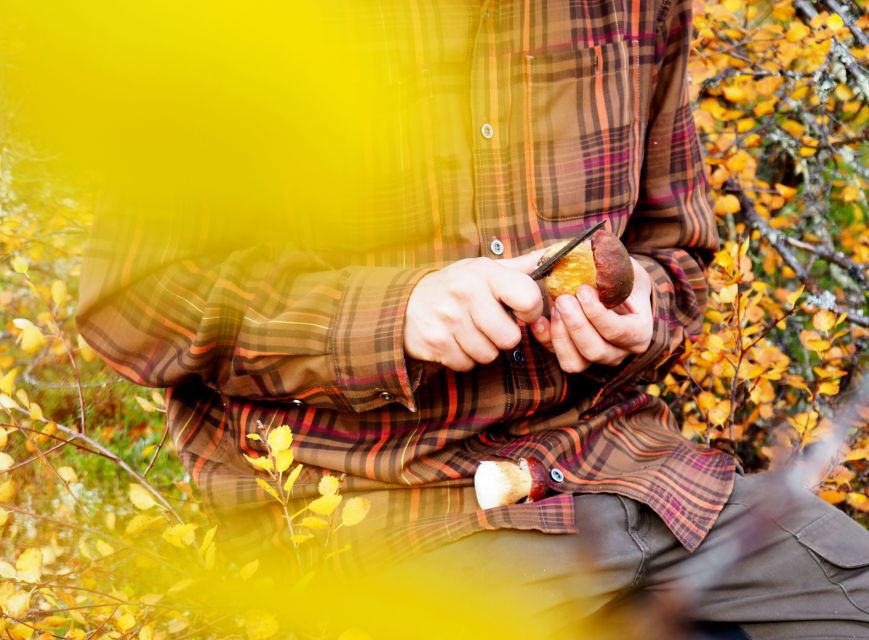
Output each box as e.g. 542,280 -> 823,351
404,252 -> 546,371
529,258 -> 653,373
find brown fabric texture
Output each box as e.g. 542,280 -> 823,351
347,473 -> 869,639
77,0 -> 735,554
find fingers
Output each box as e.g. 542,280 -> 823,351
576,258 -> 654,353
549,308 -> 590,372
470,296 -> 523,350
555,295 -> 629,366
500,249 -> 547,274
488,268 -> 544,324
529,316 -> 552,351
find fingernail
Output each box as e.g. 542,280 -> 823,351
552,308 -> 560,321
556,296 -> 571,313
578,286 -> 594,303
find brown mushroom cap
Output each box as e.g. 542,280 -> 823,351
590,230 -> 634,308
539,229 -> 634,309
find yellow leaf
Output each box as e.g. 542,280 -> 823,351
28,403 -> 42,421
0,369 -> 18,395
243,453 -> 274,473
267,425 -> 292,453
806,338 -> 831,353
246,433 -> 262,441
0,478 -> 16,502
274,448 -> 294,473
818,380 -> 840,396
828,13 -> 844,32
708,400 -> 732,427
57,466 -> 78,483
786,21 -> 811,42
135,396 -> 157,413
780,119 -> 805,138
0,509 -> 7,527
726,150 -> 751,173
129,484 -> 157,510
167,578 -> 194,593
125,514 -> 162,537
5,592 -> 31,618
307,494 -> 342,516
318,475 -> 339,496
301,516 -> 329,530
162,523 -> 196,548
0,452 -> 13,471
812,309 -> 837,333
139,625 -> 154,640
95,540 -> 115,557
719,283 -> 738,304
775,183 -> 797,200
283,464 -> 303,493
289,534 -> 314,545
722,85 -> 746,103
341,497 -> 371,527
786,286 -> 805,308
11,257 -> 28,274
846,492 -> 869,512
0,560 -> 14,579
199,525 -> 218,556
240,559 -> 259,581
256,477 -> 281,502
819,489 -> 846,504
714,194 -> 741,215
753,98 -> 777,116
799,146 -> 817,157
14,320 -> 46,354
50,280 -> 68,308
16,548 -> 43,582
243,609 -> 279,640
77,334 -> 96,363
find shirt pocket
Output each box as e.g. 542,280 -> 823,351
523,38 -> 635,222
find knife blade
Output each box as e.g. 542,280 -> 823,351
529,220 -> 606,281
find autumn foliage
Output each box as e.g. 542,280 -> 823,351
1,0 -> 868,637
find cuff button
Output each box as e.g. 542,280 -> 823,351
289,398 -> 306,408
550,468 -> 565,483
378,391 -> 395,402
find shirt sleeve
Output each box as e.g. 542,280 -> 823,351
588,0 -> 717,396
76,198 -> 435,413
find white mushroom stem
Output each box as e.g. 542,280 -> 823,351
474,459 -> 534,509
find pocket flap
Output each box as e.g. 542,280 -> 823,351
797,512 -> 869,569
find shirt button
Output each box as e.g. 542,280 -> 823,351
378,391 -> 395,402
550,468 -> 565,483
490,238 -> 504,255
289,398 -> 306,408
481,122 -> 494,139
512,349 -> 526,365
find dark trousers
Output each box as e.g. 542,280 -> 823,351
361,473 -> 869,639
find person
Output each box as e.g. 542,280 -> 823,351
77,1 -> 869,638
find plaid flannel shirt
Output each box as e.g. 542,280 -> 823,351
78,0 -> 735,564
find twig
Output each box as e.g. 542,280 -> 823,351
820,0 -> 869,47
725,180 -> 869,328
144,421 -> 171,477
7,407 -> 184,522
784,236 -> 869,288
794,0 -> 869,97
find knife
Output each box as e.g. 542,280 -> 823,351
529,220 -> 606,281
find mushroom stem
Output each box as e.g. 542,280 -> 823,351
474,458 -> 548,509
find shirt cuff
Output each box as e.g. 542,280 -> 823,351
331,265 -> 437,412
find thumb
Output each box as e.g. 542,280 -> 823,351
500,248 -> 547,274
